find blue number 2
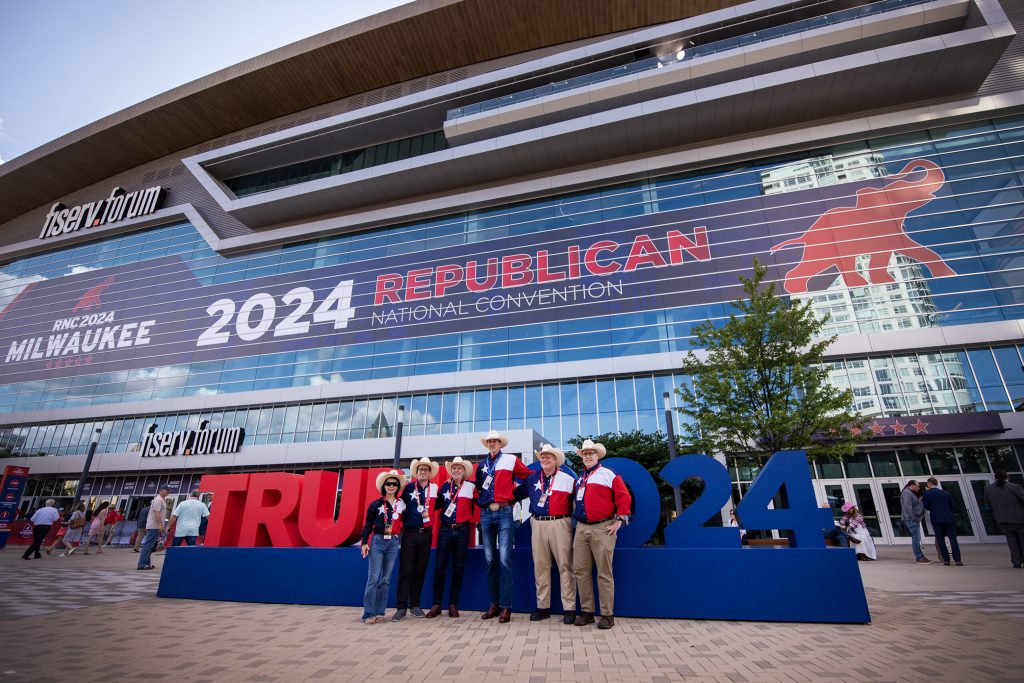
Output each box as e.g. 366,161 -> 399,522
660,455 -> 741,548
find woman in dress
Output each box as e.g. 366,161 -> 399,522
56,503 -> 87,556
840,502 -> 877,561
81,501 -> 110,554
359,470 -> 406,624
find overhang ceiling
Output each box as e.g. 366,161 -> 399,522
0,0 -> 746,225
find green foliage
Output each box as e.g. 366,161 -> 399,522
676,260 -> 863,460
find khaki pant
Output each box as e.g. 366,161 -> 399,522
572,519 -> 617,616
531,517 -> 575,610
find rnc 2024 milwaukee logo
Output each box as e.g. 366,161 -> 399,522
39,185 -> 166,241
4,276 -> 156,370
770,159 -> 955,293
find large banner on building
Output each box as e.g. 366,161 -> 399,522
0,160 -> 969,385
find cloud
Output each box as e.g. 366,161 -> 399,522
68,264 -> 98,275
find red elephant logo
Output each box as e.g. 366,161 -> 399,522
72,276 -> 114,312
770,159 -> 955,294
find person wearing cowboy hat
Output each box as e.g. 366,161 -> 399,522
359,470 -> 408,624
393,457 -> 440,620
571,439 -> 631,629
517,443 -> 578,624
426,457 -> 477,618
476,429 -> 532,623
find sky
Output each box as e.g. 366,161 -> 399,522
0,0 -> 411,164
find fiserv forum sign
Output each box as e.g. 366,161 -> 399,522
39,186 -> 166,240
0,161 -> 958,385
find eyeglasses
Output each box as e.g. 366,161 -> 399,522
384,481 -> 399,487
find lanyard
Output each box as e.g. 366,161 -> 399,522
450,480 -> 462,504
578,465 -> 600,489
485,454 -> 499,476
539,471 -> 555,497
416,481 -> 429,507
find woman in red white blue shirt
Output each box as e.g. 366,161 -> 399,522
359,470 -> 406,624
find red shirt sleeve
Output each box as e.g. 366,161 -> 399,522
513,457 -> 532,480
612,475 -> 632,516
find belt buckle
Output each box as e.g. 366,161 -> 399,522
488,503 -> 500,512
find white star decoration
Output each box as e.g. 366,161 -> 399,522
443,490 -> 452,501
378,504 -> 388,516
534,480 -> 544,491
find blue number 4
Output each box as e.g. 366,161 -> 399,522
736,451 -> 834,548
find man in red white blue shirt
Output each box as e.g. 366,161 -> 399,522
426,457 -> 476,618
519,444 -> 577,624
572,439 -> 631,629
476,430 -> 532,623
393,457 -> 439,621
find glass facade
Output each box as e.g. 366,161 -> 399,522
2,114 -> 1024,418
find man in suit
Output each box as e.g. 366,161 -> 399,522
922,478 -> 963,566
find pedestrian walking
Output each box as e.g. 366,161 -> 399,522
900,480 -> 931,564
984,470 -> 1024,568
102,506 -> 125,546
21,499 -> 60,560
360,470 -> 406,624
133,501 -> 151,552
137,487 -> 169,570
80,501 -> 110,554
169,490 -> 209,546
922,477 -> 963,566
426,457 -> 476,619
54,503 -> 86,556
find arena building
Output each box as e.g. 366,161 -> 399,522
1,0 -> 1023,547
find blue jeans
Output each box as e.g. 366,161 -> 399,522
479,506 -> 514,608
905,519 -> 924,560
172,535 -> 197,547
823,526 -> 848,547
362,535 -> 400,619
138,529 -> 161,568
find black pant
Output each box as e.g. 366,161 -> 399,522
432,525 -> 470,606
933,521 -> 961,563
396,527 -> 432,609
22,525 -> 51,559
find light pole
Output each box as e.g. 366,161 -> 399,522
663,392 -> 683,515
71,428 -> 102,511
392,405 -> 405,470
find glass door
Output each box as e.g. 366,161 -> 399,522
965,475 -> 1004,543
931,479 -> 980,544
848,480 -> 894,545
874,479 -> 911,545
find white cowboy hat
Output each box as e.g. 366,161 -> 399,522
480,430 -> 509,449
445,457 -> 475,478
375,469 -> 407,493
409,457 -> 440,479
534,443 -> 565,468
578,439 -> 607,458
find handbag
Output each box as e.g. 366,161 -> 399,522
69,515 -> 85,529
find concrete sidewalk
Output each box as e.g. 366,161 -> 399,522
0,544 -> 1020,682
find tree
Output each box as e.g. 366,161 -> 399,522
566,430 -> 696,545
676,260 -> 863,461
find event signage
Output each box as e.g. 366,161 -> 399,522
0,465 -> 30,549
160,451 -> 870,623
1,160 -> 957,387
39,186 -> 166,240
139,422 -> 245,458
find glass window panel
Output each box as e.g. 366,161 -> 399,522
851,484 -> 882,537
869,451 -> 900,477
957,447 -> 990,474
816,457 -> 843,479
928,448 -> 960,475
845,454 -> 871,478
879,483 -> 909,537
542,384 -> 560,417
989,445 -> 1021,473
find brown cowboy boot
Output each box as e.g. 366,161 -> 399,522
481,604 -> 500,619
448,604 -> 460,618
498,608 -> 512,623
425,604 -> 442,618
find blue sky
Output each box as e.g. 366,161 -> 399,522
0,0 -> 410,164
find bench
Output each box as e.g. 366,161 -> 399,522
742,537 -> 841,547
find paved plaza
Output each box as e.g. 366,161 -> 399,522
0,544 -> 1021,682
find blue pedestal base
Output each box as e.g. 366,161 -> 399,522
157,545 -> 870,623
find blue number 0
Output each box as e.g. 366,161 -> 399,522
735,451 -> 834,548
660,455 -> 741,548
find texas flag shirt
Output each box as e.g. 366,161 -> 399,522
435,479 -> 476,525
573,464 -> 631,523
360,497 -> 406,544
401,481 -> 438,528
521,469 -> 576,517
476,451 -> 531,505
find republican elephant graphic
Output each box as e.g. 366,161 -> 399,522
770,159 -> 956,294
72,276 -> 115,312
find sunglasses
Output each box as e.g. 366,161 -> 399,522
384,481 -> 400,487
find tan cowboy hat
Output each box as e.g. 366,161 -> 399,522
534,443 -> 565,467
409,457 -> 440,479
445,456 -> 475,478
480,429 -> 509,449
375,469 -> 407,493
578,439 -> 607,458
